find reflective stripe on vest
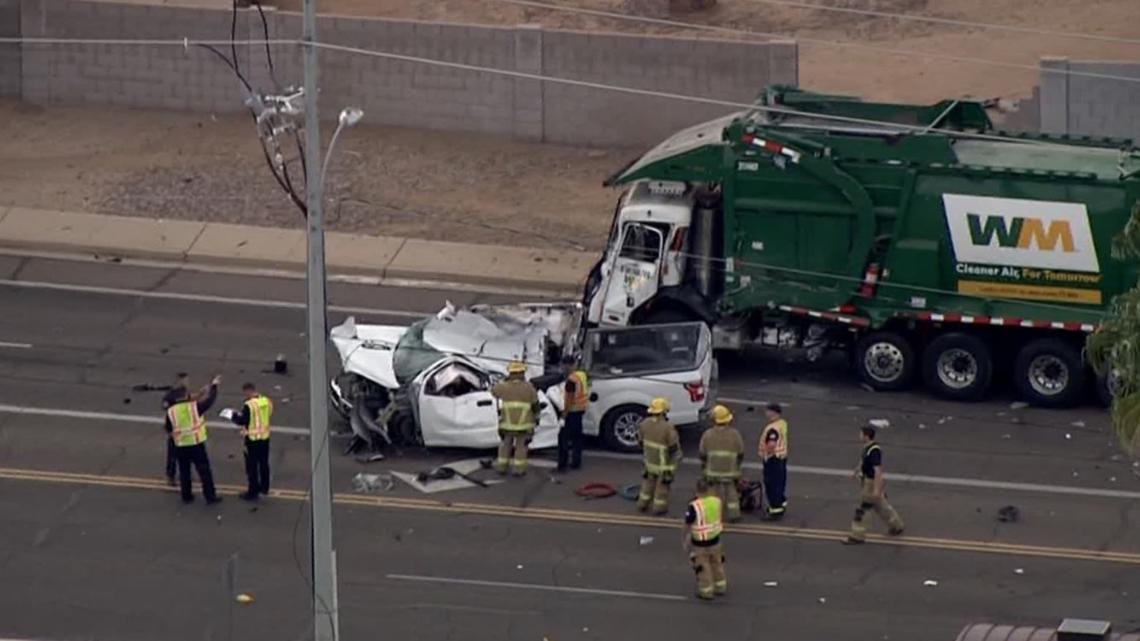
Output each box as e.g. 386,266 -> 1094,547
245,395 -> 272,441
859,442 -> 881,479
761,419 -> 789,459
500,400 -> 536,432
168,401 -> 207,447
690,496 -> 723,542
704,449 -> 740,479
566,370 -> 589,413
642,440 -> 676,474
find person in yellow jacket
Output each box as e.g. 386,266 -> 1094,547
492,361 -> 541,476
683,478 -> 727,600
229,382 -> 273,501
698,404 -> 744,522
759,403 -> 789,519
635,397 -> 681,515
164,374 -> 223,505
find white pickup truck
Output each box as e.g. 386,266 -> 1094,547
329,302 -> 716,453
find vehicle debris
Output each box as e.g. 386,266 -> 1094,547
764,581 -> 779,588
1009,401 -> 1029,410
131,382 -> 173,393
1001,434 -> 1012,439
1070,421 -> 1086,428
818,597 -> 827,604
351,472 -> 394,493
997,505 -> 1020,523
235,593 -> 254,604
1065,433 -> 1073,440
274,354 -> 288,374
923,580 -> 939,587
868,419 -> 890,429
1014,568 -> 1025,575
391,459 -> 500,494
639,536 -> 654,546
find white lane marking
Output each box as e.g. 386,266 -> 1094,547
0,404 -> 309,436
0,247 -> 574,298
386,574 -> 686,602
0,278 -> 425,319
0,341 -> 33,349
3,403 -> 1136,500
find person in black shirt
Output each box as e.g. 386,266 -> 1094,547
844,425 -> 904,544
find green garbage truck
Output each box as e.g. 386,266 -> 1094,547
581,86 -> 1140,407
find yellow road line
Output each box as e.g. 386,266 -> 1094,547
2,466 -> 1138,566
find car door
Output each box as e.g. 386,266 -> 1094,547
599,223 -> 664,326
413,359 -> 500,448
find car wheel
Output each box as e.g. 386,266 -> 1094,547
1014,338 -> 1086,408
855,331 -> 916,391
601,403 -> 646,453
922,332 -> 993,401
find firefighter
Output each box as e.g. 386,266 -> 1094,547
557,354 -> 588,472
491,361 -> 540,476
684,478 -> 727,600
230,382 -> 273,501
845,425 -> 905,544
699,404 -> 744,522
165,374 -> 223,504
636,397 -> 681,515
759,402 -> 789,519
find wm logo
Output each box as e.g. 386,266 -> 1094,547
966,214 -> 1075,252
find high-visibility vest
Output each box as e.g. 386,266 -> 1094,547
244,395 -> 272,441
565,370 -> 589,413
168,400 -> 207,447
858,442 -> 882,479
690,495 -> 723,542
760,418 -> 789,459
703,450 -> 741,480
499,400 -> 536,432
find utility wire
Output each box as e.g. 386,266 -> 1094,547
493,0 -> 1140,86
742,0 -> 1140,46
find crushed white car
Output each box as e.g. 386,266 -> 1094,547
329,302 -> 716,453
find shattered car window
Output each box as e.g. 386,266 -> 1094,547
584,322 -> 708,377
392,319 -> 444,386
425,362 -> 489,398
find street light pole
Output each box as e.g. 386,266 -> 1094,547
301,0 -> 338,638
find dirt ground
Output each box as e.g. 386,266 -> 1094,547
2,0 -> 1137,248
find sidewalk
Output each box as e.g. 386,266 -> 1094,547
0,207 -> 595,293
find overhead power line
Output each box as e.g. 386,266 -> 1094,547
744,0 -> 1140,46
494,0 -> 1140,86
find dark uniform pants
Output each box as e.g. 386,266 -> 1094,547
176,442 -> 218,502
557,412 -> 584,471
763,457 -> 788,515
244,438 -> 271,496
164,435 -> 177,479
690,541 -> 727,599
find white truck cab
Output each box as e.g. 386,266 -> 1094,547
585,180 -> 697,327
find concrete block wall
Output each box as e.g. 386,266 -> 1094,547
1038,57 -> 1140,141
8,0 -> 800,147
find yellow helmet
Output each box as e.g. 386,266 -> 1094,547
507,361 -> 527,374
711,404 -> 733,425
647,397 -> 670,415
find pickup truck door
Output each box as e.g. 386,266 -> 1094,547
599,223 -> 664,326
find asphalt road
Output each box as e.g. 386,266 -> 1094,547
1,252 -> 1139,641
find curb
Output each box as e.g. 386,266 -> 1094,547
0,207 -> 595,295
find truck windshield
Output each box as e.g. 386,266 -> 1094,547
618,223 -> 663,263
583,322 -> 709,378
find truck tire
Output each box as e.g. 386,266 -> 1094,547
922,332 -> 993,401
600,403 -> 647,453
1014,338 -> 1086,408
855,331 -> 916,391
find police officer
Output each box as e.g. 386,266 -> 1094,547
636,397 -> 681,515
699,404 -> 744,522
492,361 -> 540,476
759,402 -> 789,519
165,374 -> 222,504
845,425 -> 905,544
230,382 -> 273,501
161,372 -> 189,486
683,478 -> 727,600
557,354 -> 588,472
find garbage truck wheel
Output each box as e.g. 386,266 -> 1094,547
922,332 -> 993,401
1014,338 -> 1085,408
855,331 -> 916,391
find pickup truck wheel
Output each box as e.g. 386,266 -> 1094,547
601,404 -> 646,453
1015,338 -> 1085,408
855,331 -> 916,391
922,332 -> 993,401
